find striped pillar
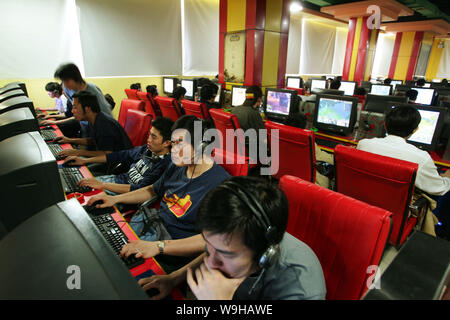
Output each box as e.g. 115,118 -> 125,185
219,0 -> 291,89
425,37 -> 446,81
342,17 -> 379,83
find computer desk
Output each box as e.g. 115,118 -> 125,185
39,114 -> 185,300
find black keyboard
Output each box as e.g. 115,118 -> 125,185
315,138 -> 344,149
47,144 -> 64,160
90,214 -> 145,269
40,129 -> 57,141
59,167 -> 91,194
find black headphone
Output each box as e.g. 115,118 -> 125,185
144,150 -> 164,163
219,181 -> 280,270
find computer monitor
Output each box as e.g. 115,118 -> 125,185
390,80 -> 403,90
0,95 -> 36,118
370,84 -> 392,96
0,82 -> 28,97
214,83 -> 222,103
0,107 -> 39,141
286,76 -> 303,89
313,94 -> 358,136
0,132 -> 65,236
0,89 -> 26,103
181,79 -> 197,100
310,79 -> 326,92
314,89 -> 345,96
163,77 -> 178,95
0,198 -> 148,299
264,88 -> 297,121
423,82 -> 431,88
231,85 -> 248,107
339,81 -> 356,96
412,87 -> 436,105
406,105 -> 445,151
364,94 -> 408,113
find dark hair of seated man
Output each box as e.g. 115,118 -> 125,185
385,105 -> 421,138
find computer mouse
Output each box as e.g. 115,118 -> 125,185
91,200 -> 104,207
146,288 -> 160,298
62,159 -> 76,167
44,126 -> 54,130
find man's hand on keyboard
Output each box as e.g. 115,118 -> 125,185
87,193 -> 117,208
138,274 -> 176,300
64,156 -> 85,166
120,240 -> 159,259
58,148 -> 80,157
40,119 -> 56,125
78,178 -> 104,190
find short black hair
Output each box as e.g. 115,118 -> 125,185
72,91 -> 100,113
146,85 -> 158,97
200,84 -> 218,101
385,105 -> 421,138
197,176 -> 288,264
330,79 -> 341,90
45,82 -> 62,94
384,78 -> 392,85
54,63 -> 84,83
171,115 -> 211,149
130,83 -> 141,90
151,117 -> 174,142
406,89 -> 418,101
104,94 -> 116,110
416,78 -> 426,87
172,86 -> 187,100
244,85 -> 263,106
354,86 -> 367,95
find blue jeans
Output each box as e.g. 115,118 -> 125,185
431,191 -> 450,240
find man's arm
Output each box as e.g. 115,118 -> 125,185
87,184 -> 157,207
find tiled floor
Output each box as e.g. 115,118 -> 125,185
378,244 -> 399,276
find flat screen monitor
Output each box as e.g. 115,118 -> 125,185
311,79 -> 326,91
364,94 -> 408,113
370,84 -> 392,96
214,83 -> 222,103
231,86 -> 248,107
0,95 -> 36,118
163,77 -> 178,95
406,106 -> 445,151
313,94 -> 358,136
0,82 -> 28,97
181,79 -> 197,100
423,83 -> 431,88
0,89 -> 26,103
412,87 -> 435,105
390,80 -> 403,89
0,199 -> 148,299
0,132 -> 65,236
286,76 -> 303,89
0,107 -> 39,141
264,88 -> 296,120
339,81 -> 356,96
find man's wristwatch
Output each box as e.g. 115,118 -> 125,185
157,241 -> 165,255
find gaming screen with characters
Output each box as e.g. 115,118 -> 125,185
408,109 -> 440,145
317,98 -> 353,128
266,90 -> 292,115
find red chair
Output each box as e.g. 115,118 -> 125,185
279,175 -> 392,300
118,99 -> 145,128
124,109 -> 152,147
353,94 -> 366,105
334,145 -> 421,248
265,121 -> 316,181
212,148 -> 249,176
182,100 -> 210,120
209,108 -> 246,158
136,91 -> 162,120
155,96 -> 183,122
124,89 -> 140,100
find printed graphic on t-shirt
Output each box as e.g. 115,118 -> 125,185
127,159 -> 149,184
163,192 -> 192,218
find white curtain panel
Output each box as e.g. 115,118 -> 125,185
436,39 -> 450,79
371,33 -> 395,78
77,0 -> 182,77
183,0 -> 219,76
0,0 -> 83,78
300,20 -> 336,75
331,27 -> 348,75
286,16 -> 302,75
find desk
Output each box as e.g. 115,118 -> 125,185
363,231 -> 450,300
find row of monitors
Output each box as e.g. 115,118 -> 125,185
163,77 -> 222,103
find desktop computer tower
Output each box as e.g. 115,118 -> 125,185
354,111 -> 386,141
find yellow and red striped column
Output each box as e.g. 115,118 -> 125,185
218,0 -> 291,89
342,16 -> 379,83
425,37 -> 447,81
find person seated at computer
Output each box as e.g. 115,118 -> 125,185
135,176 -> 326,300
87,115 -> 230,270
130,83 -> 142,91
406,89 -> 419,103
357,105 -> 450,237
231,85 -> 265,132
104,94 -> 116,111
56,91 -> 132,158
37,82 -> 69,119
199,83 -> 220,111
63,117 -> 173,195
384,78 -> 392,86
146,85 -> 158,99
441,79 -> 448,86
326,78 -> 333,89
172,86 -> 187,115
329,79 -> 341,90
416,78 -> 426,87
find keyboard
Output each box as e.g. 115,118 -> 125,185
315,138 -> 344,149
40,129 -> 57,141
47,144 -> 64,160
90,214 -> 145,269
59,167 -> 91,194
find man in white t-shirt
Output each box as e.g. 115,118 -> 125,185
357,105 -> 450,238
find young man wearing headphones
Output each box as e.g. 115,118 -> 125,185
62,117 -> 174,195
87,115 -> 230,270
136,176 -> 326,300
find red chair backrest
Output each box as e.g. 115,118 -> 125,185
209,108 -> 246,157
155,96 -> 183,122
334,145 -> 418,247
124,109 -> 152,147
279,175 -> 392,300
265,121 -> 316,181
118,99 -> 145,128
136,91 -> 162,119
124,89 -> 140,100
212,148 -> 249,176
182,100 -> 210,119
353,94 -> 366,105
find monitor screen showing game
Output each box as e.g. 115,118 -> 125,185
265,89 -> 295,117
313,95 -> 358,136
406,106 -> 444,151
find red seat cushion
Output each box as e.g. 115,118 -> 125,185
124,109 -> 152,147
124,89 -> 140,100
118,99 -> 145,128
155,96 -> 182,122
182,100 -> 210,119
